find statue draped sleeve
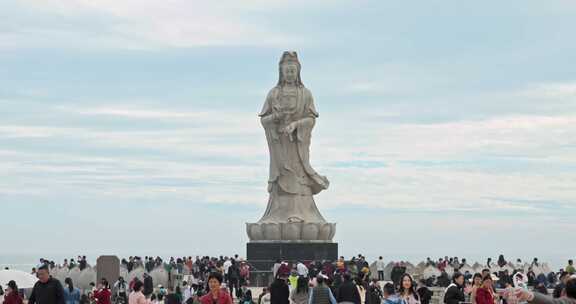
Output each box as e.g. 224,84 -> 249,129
259,88 -> 281,191
296,88 -> 329,194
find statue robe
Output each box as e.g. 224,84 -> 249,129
258,85 -> 329,223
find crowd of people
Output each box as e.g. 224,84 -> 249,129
2,255 -> 575,304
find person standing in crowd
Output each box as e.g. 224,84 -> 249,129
63,278 -> 81,304
240,290 -> 254,304
309,275 -> 337,304
199,273 -> 233,304
257,287 -> 270,304
376,257 -> 385,281
296,261 -> 309,278
366,279 -> 383,304
239,262 -> 250,287
29,264 -> 66,304
515,259 -> 524,273
336,273 -> 361,304
143,274 -> 153,298
528,268 -> 537,287
94,279 -> 112,304
272,260 -> 282,279
164,288 -> 181,304
181,281 -> 194,304
223,258 -> 232,282
382,283 -> 403,304
290,276 -> 310,304
227,260 -> 241,299
470,273 -> 483,304
417,280 -> 432,304
399,274 -> 420,304
497,255 -> 507,268
567,261 -> 575,275
515,275 -> 576,304
288,270 -> 299,292
355,277 -> 366,304
128,280 -> 148,304
114,277 -> 128,304
3,280 -> 23,304
554,273 -> 570,298
391,263 -> 403,288
476,276 -> 496,304
444,273 -> 465,304
270,274 -> 290,304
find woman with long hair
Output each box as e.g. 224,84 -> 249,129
94,278 -> 112,304
290,276 -> 310,304
2,280 -> 23,304
398,274 -> 420,304
470,273 -> 483,304
63,278 -> 81,304
476,276 -> 496,304
128,280 -> 148,304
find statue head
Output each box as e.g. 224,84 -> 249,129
277,51 -> 303,87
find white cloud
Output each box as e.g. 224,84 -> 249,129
2,106 -> 576,212
518,81 -> 576,100
2,0 -> 312,49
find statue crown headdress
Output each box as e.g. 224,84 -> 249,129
279,51 -> 300,66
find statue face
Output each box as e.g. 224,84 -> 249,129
281,63 -> 298,84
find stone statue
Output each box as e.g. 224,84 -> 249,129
247,51 -> 336,241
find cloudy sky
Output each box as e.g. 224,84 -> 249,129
1,0 -> 575,268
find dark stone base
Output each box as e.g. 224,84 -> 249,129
247,242 -> 338,271
246,242 -> 338,286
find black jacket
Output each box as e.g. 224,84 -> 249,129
418,287 -> 433,304
143,276 -> 154,295
29,277 -> 65,304
269,279 -> 289,304
443,284 -> 465,304
366,285 -> 382,304
336,281 -> 361,304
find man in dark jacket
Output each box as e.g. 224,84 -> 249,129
269,276 -> 289,304
417,279 -> 433,304
366,279 -> 383,304
391,263 -> 404,288
143,273 -> 153,297
28,264 -> 65,304
443,273 -> 465,304
336,273 -> 361,304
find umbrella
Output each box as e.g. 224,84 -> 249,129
0,270 -> 38,289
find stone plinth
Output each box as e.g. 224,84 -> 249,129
247,241 -> 338,272
96,255 -> 120,287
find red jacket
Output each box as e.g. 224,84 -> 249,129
476,287 -> 494,304
199,291 -> 233,304
93,288 -> 112,304
3,291 -> 23,304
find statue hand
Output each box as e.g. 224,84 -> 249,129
282,121 -> 297,135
